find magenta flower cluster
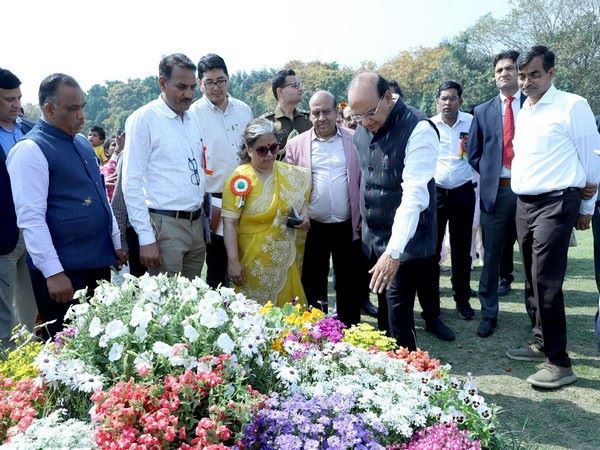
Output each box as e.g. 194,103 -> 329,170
389,423 -> 482,450
309,317 -> 346,343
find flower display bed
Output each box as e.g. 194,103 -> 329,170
0,274 -> 501,449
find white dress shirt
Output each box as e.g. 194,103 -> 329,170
431,111 -> 474,189
308,129 -> 351,223
123,95 -> 206,246
189,95 -> 253,193
499,90 -> 522,178
386,120 -> 439,256
512,85 -> 600,215
7,131 -> 121,278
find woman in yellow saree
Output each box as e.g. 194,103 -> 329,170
222,118 -> 310,307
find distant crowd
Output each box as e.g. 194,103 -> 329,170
1,44 -> 600,391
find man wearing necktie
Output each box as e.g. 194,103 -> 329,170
468,50 -> 526,338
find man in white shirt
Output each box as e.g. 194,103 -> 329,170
189,54 -> 253,289
348,72 -> 454,350
468,50 -> 526,338
123,53 -> 206,280
431,81 -> 476,321
507,46 -> 600,388
285,90 -> 361,326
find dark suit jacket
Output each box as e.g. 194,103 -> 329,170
596,115 -> 600,133
468,93 -> 525,213
0,118 -> 34,254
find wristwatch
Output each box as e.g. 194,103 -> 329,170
388,249 -> 401,260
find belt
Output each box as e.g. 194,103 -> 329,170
149,207 -> 203,220
210,192 -> 223,199
436,181 -> 476,195
499,178 -> 511,187
517,187 -> 580,202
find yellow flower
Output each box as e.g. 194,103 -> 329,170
259,301 -> 274,315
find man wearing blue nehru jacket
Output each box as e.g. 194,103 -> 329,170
7,73 -> 126,339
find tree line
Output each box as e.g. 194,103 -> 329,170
22,0 -> 600,135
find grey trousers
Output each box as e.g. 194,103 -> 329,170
478,185 -> 517,320
148,213 -> 206,280
0,231 -> 37,341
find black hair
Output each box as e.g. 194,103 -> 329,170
0,68 -> 21,89
197,53 -> 228,80
493,50 -> 520,68
376,75 -> 390,97
159,53 -> 196,79
38,73 -> 80,107
91,126 -> 106,142
437,80 -> 463,98
271,68 -> 296,100
388,80 -> 404,99
516,45 -> 555,72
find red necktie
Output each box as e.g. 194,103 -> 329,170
503,96 -> 515,169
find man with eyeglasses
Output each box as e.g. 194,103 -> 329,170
262,68 -> 311,153
348,72 -> 454,351
430,81 -> 476,322
285,90 -> 361,327
123,53 -> 207,280
189,54 -> 253,289
507,45 -> 600,389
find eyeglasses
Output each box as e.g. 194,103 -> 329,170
350,96 -> 384,122
253,143 -> 280,156
282,81 -> 302,89
203,79 -> 227,89
188,157 -> 201,185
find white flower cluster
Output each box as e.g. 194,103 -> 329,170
0,409 -> 97,450
42,274 -> 277,388
34,351 -> 103,393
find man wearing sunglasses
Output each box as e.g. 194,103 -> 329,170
262,68 -> 311,152
285,90 -> 361,327
189,54 -> 253,289
123,54 -> 206,280
348,72 -> 454,351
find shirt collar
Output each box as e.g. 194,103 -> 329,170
200,93 -> 231,113
156,94 -> 189,120
432,110 -> 468,127
274,104 -> 303,119
312,126 -> 342,143
499,90 -> 521,103
0,116 -> 21,133
534,84 -> 557,106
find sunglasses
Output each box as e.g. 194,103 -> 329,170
253,142 -> 280,156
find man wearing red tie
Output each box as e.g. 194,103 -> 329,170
468,50 -> 526,338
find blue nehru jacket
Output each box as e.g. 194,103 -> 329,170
26,121 -> 116,271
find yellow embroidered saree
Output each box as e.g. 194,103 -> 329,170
222,161 -> 310,306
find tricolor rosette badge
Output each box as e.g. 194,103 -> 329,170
230,174 -> 253,208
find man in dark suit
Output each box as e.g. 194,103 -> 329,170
468,50 -> 525,337
0,68 -> 37,350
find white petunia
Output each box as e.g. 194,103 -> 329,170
133,325 -> 148,342
216,333 -> 235,353
98,334 -> 109,348
134,352 -> 154,372
183,323 -> 200,342
200,308 -> 228,329
108,343 -> 124,362
130,305 -> 153,328
202,290 -> 223,306
138,274 -> 158,293
88,316 -> 103,338
104,319 -> 126,340
152,341 -> 173,357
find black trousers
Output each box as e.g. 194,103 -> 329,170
500,233 -> 516,284
478,185 -> 517,319
126,226 -> 146,277
436,182 -> 475,303
206,234 -> 230,289
302,219 -> 360,327
372,255 -> 440,351
29,266 -> 110,340
516,189 -> 580,368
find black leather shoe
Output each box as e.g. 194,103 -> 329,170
425,318 -> 455,341
498,279 -> 511,296
456,301 -> 475,320
361,299 -> 378,317
477,318 -> 497,337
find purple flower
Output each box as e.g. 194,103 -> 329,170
389,423 -> 482,450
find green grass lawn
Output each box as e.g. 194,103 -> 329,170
344,230 -> 600,449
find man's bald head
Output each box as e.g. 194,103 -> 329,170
309,90 -> 336,109
348,72 -> 393,133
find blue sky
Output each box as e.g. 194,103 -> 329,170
6,0 -> 512,104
